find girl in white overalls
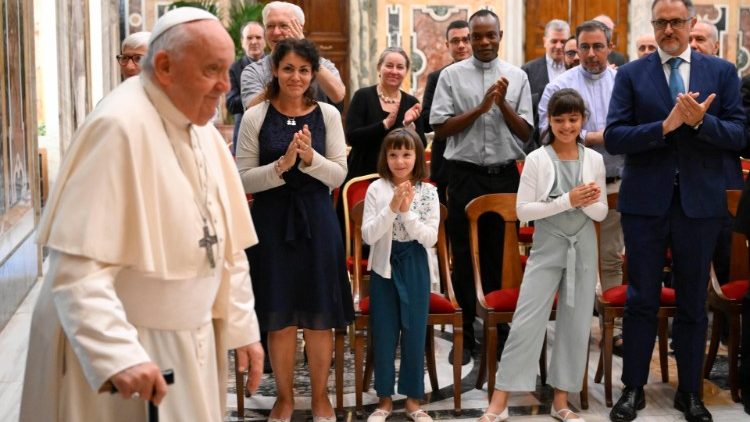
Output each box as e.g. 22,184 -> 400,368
479,88 -> 608,422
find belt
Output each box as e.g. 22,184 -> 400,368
605,176 -> 621,184
451,160 -> 517,175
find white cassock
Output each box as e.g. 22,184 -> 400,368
20,75 -> 260,421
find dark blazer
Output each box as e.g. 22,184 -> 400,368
422,66 -> 449,185
605,51 -> 746,218
522,56 -> 550,148
226,55 -> 254,151
735,76 -> 750,235
344,85 -> 426,180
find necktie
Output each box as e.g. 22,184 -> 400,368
668,57 -> 685,103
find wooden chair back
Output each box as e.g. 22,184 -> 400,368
465,193 -> 522,308
342,174 -> 379,258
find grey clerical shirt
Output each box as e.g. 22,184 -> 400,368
429,56 -> 534,166
240,55 -> 341,108
538,65 -> 624,178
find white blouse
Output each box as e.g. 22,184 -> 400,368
362,178 -> 439,279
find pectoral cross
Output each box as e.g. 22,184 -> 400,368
198,224 -> 218,268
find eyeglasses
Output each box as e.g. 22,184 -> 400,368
564,50 -> 578,57
651,18 -> 692,30
578,43 -> 606,52
116,54 -> 143,66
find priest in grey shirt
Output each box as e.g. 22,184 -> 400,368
429,9 -> 533,360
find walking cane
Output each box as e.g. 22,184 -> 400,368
108,369 -> 175,422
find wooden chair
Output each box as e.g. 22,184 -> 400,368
594,192 -> 676,407
466,193 -> 587,405
351,200 -> 464,416
703,189 -> 749,402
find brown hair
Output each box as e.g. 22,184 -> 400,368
541,88 -> 588,145
376,127 -> 427,183
266,38 -> 319,105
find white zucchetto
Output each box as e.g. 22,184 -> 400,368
149,7 -> 218,44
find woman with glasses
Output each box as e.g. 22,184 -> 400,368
117,32 -> 150,80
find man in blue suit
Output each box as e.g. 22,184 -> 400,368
604,1 -> 746,421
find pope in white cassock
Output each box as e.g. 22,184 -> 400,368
20,8 -> 263,421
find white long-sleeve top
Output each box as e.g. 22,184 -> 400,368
362,178 -> 439,279
517,145 -> 608,222
236,101 -> 348,193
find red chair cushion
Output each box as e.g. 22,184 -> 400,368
347,257 -> 369,275
721,279 -> 749,300
359,296 -> 370,314
485,287 -> 521,311
602,285 -> 676,306
359,293 -> 456,315
429,293 -> 456,313
518,226 -> 534,243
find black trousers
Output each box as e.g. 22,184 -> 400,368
620,190 -> 722,393
446,161 -> 520,348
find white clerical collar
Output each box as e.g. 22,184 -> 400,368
141,75 -> 192,129
658,47 -> 692,65
472,55 -> 499,69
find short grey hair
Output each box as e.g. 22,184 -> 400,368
545,19 -> 570,37
121,31 -> 150,52
141,24 -> 193,76
696,19 -> 719,42
262,1 -> 305,26
576,20 -> 612,44
651,0 -> 695,16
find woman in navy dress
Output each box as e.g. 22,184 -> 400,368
236,38 -> 354,422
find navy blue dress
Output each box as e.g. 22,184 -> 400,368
247,104 -> 354,331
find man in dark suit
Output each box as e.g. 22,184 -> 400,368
522,19 -> 570,147
737,75 -> 750,416
422,19 -> 471,207
226,21 -> 265,153
604,1 -> 746,421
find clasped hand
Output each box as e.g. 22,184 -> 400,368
663,92 -> 715,134
279,124 -> 313,171
478,77 -> 510,113
569,182 -> 601,208
390,181 -> 416,213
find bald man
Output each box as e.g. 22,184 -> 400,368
635,33 -> 657,59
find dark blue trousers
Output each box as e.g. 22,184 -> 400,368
370,241 -> 430,398
620,190 -> 722,392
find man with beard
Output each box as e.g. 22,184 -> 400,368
605,1 -> 745,420
539,21 -> 625,328
563,36 -> 579,69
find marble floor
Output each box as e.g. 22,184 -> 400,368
1,281 -> 747,421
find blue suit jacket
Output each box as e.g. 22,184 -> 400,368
604,50 -> 746,218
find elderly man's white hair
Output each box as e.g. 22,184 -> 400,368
262,1 -> 305,26
696,19 -> 719,42
121,31 -> 150,52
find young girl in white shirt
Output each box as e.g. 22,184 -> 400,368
362,128 -> 439,422
480,88 -> 608,422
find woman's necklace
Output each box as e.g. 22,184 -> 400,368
377,86 -> 400,104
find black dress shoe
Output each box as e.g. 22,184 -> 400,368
448,346 -> 471,365
674,390 -> 712,422
610,386 -> 645,422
